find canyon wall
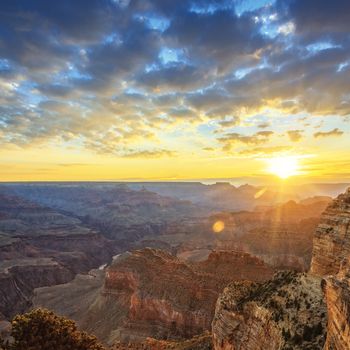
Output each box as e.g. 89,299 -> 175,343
322,258 -> 350,350
311,188 -> 350,349
310,188 -> 350,276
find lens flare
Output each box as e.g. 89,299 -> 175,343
212,220 -> 225,233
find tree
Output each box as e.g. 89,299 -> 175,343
2,308 -> 105,350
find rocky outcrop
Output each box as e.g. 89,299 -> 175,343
212,271 -> 327,350
309,188 -> 350,349
310,188 -> 350,276
323,258 -> 350,349
34,248 -> 273,345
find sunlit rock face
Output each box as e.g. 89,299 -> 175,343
311,188 -> 350,276
323,258 -> 350,350
212,271 -> 327,350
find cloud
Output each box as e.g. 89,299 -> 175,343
137,64 -> 208,91
217,117 -> 239,128
218,130 -> 274,151
313,128 -> 344,138
121,149 -> 177,158
287,130 -> 303,142
238,146 -> 292,156
0,0 -> 349,160
257,122 -> 271,129
164,7 -> 266,73
279,0 -> 350,38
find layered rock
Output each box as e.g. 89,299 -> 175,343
212,271 -> 327,350
309,188 -> 350,349
34,248 -> 273,345
310,188 -> 350,276
323,258 -> 350,349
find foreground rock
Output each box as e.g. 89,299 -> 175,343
212,271 -> 327,350
323,258 -> 350,349
310,188 -> 350,349
34,248 -> 273,345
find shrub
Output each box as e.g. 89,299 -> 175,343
1,308 -> 105,350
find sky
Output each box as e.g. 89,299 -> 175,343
0,0 -> 350,182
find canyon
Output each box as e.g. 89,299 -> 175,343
0,182 -> 328,279
33,248 -> 274,345
0,191 -> 115,320
1,183 -> 350,349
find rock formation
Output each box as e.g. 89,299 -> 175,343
311,188 -> 350,276
310,188 -> 350,349
322,258 -> 350,349
212,271 -> 327,350
34,248 -> 273,345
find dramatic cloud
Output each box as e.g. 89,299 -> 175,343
280,0 -> 350,38
0,0 -> 349,163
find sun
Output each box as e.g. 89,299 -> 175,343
266,156 -> 300,179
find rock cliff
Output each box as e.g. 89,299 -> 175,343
310,188 -> 350,349
322,258 -> 350,349
212,271 -> 327,350
310,188 -> 350,276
